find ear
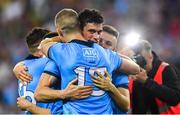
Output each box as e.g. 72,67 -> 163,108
149,52 -> 153,61
56,26 -> 60,34
56,26 -> 63,37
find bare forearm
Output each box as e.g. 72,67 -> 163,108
42,36 -> 61,44
120,54 -> 131,60
34,87 -> 66,102
109,85 -> 130,112
120,58 -> 140,75
13,61 -> 24,78
35,74 -> 67,102
26,103 -> 51,114
50,36 -> 61,42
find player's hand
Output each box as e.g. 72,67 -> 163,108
38,36 -> 61,49
17,97 -> 32,111
134,68 -> 148,83
13,63 -> 32,84
91,70 -> 114,91
129,75 -> 137,81
64,78 -> 93,100
38,38 -> 52,50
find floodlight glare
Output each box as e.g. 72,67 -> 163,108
124,32 -> 141,47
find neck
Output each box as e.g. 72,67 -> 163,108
64,32 -> 87,42
32,52 -> 42,58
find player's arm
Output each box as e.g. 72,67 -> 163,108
39,36 -> 61,56
119,55 -> 141,75
92,71 -> 130,112
113,87 -> 130,112
119,54 -> 131,60
34,73 -> 65,102
34,73 -> 92,102
13,61 -> 32,83
43,36 -> 61,44
17,97 -> 50,114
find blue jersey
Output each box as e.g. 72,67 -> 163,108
112,72 -> 129,114
112,73 -> 128,88
44,60 -> 60,80
43,59 -> 63,114
18,55 -> 62,114
47,40 -> 122,114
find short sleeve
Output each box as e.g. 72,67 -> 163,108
48,43 -> 61,61
44,60 -> 60,78
112,72 -> 129,88
109,50 -> 122,70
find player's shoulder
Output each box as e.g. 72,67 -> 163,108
51,42 -> 63,48
27,57 -> 49,66
48,43 -> 68,55
94,43 -> 108,53
105,48 -> 119,57
46,58 -> 57,66
24,55 -> 39,64
39,57 -> 49,62
51,42 -> 75,51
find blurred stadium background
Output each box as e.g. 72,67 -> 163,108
0,0 -> 179,113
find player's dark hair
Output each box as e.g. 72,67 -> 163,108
78,9 -> 104,30
26,27 -> 50,50
43,32 -> 59,39
103,25 -> 119,38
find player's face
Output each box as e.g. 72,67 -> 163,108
99,31 -> 117,51
82,23 -> 103,43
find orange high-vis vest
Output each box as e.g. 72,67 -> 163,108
129,62 -> 180,114
129,78 -> 133,113
154,62 -> 180,114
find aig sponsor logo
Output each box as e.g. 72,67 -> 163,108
82,48 -> 98,58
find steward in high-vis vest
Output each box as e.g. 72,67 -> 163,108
128,40 -> 180,114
